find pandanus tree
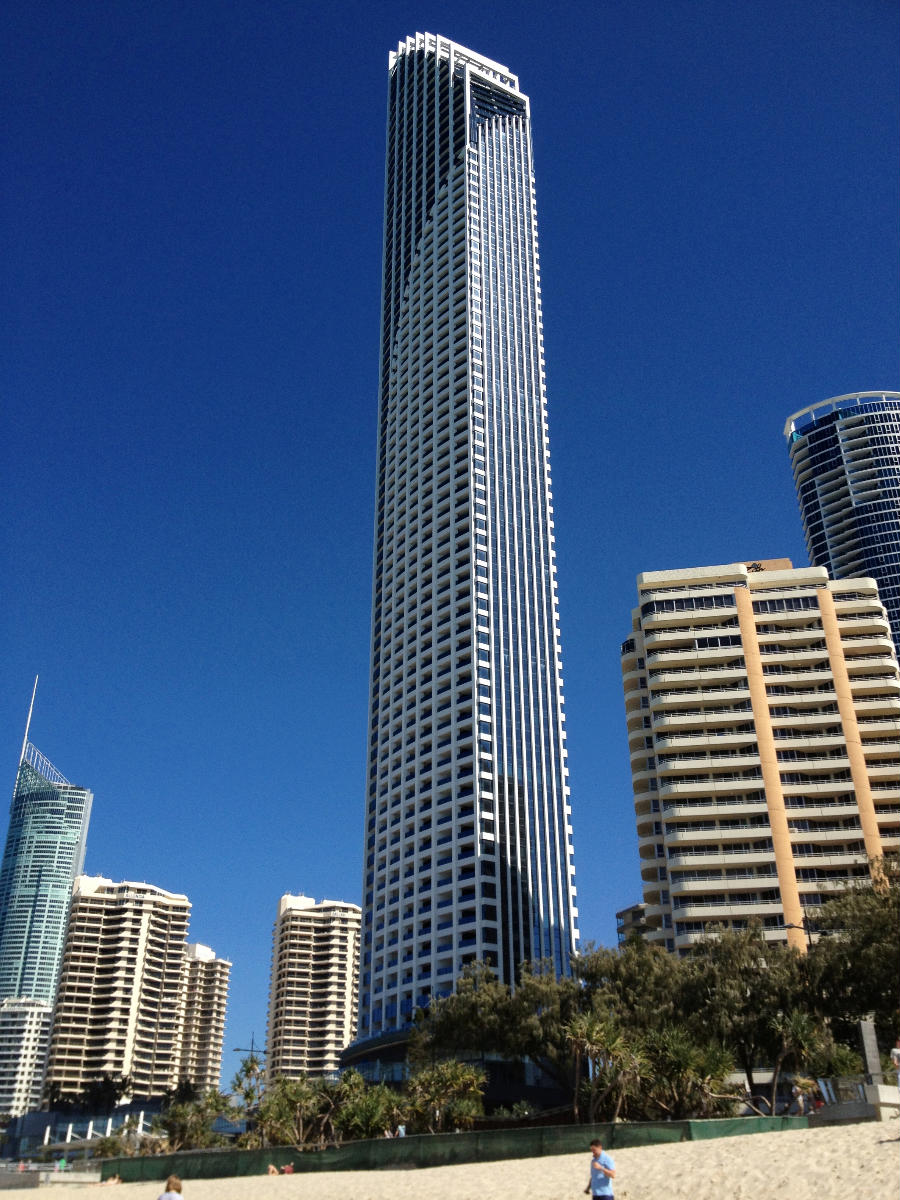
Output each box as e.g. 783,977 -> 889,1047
404,1060 -> 486,1133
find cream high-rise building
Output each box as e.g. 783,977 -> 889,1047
44,877 -> 230,1099
266,896 -> 360,1079
621,561 -> 900,954
0,998 -> 52,1115
179,943 -> 231,1093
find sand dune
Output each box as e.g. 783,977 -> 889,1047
95,1118 -> 898,1200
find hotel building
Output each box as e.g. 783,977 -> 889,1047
266,895 -> 360,1079
786,391 -> 900,652
621,561 -> 899,954
355,33 -> 578,1057
179,943 -> 232,1093
44,877 -> 230,1098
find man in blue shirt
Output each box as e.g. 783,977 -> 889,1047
585,1138 -> 616,1197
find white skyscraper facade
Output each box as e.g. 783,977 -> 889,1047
356,34 -> 578,1052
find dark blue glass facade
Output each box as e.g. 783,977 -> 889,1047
786,392 -> 900,654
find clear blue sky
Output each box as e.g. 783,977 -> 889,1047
3,0 -> 897,1086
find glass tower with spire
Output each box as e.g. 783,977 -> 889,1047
0,696 -> 92,1004
356,34 -> 578,1053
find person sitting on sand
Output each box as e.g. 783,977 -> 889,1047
585,1138 -> 616,1198
158,1175 -> 182,1198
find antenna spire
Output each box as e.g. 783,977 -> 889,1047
20,676 -> 38,765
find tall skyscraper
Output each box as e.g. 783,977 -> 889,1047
621,561 -> 899,954
785,391 -> 900,651
0,690 -> 92,1111
44,876 -> 230,1099
354,34 -> 578,1057
266,895 -> 360,1079
0,714 -> 92,1004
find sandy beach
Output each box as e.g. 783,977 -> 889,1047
93,1118 -> 898,1200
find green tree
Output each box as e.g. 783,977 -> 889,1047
163,1079 -> 197,1107
640,1026 -> 735,1120
78,1074 -> 132,1115
575,939 -> 686,1034
412,960 -> 580,1094
230,1053 -> 265,1112
807,858 -> 899,1040
404,1060 -> 486,1133
410,961 -> 513,1067
681,927 -> 808,1097
153,1089 -> 232,1151
564,1010 -> 598,1121
334,1070 -> 401,1141
767,1008 -> 827,1115
253,1075 -> 345,1149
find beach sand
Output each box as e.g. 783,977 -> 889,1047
95,1118 -> 898,1200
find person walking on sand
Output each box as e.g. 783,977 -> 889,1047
585,1138 -> 616,1198
158,1175 -> 182,1199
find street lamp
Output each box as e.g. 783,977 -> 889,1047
783,916 -> 815,947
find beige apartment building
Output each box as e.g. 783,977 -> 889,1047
621,561 -> 899,954
44,877 -> 230,1099
266,895 -> 360,1079
0,998 -> 52,1115
179,942 -> 232,1093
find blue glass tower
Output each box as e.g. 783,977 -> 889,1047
785,392 -> 900,653
0,724 -> 92,1004
355,34 -> 578,1055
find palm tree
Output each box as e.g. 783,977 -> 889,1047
405,1060 -> 486,1133
564,1011 -> 597,1122
769,1009 -> 826,1115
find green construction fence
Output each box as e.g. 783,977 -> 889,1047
99,1116 -> 807,1183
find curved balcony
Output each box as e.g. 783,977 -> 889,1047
849,676 -> 900,700
665,822 -> 771,846
654,727 -> 755,749
866,763 -> 900,779
673,898 -> 785,920
854,695 -> 900,716
837,612 -> 891,636
658,773 -> 763,796
638,837 -> 664,859
657,751 -> 760,773
662,797 -> 768,821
